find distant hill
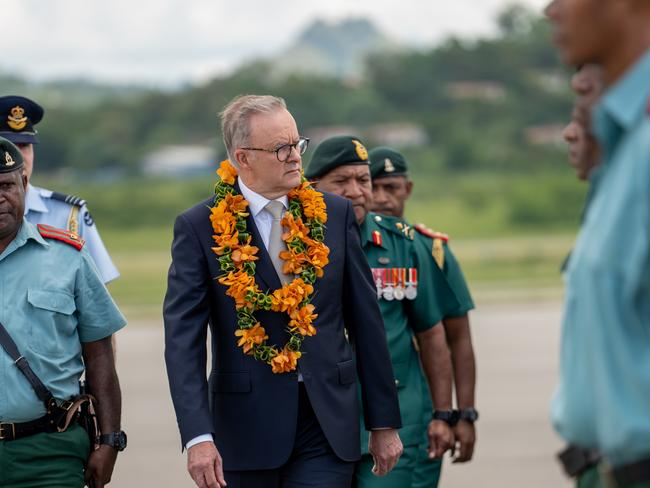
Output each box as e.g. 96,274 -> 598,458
267,18 -> 401,81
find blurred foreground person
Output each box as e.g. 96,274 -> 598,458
0,95 -> 119,284
0,137 -> 126,488
369,147 -> 477,488
561,64 -> 603,181
164,96 -> 402,488
546,0 -> 650,486
306,135 -> 455,488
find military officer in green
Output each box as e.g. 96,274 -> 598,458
0,137 -> 127,488
369,146 -> 477,488
305,135 -> 457,487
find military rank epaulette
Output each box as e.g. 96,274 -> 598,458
414,223 -> 449,242
37,224 -> 85,251
50,191 -> 87,207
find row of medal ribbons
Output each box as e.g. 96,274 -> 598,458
371,267 -> 418,301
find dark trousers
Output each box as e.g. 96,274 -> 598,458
225,384 -> 355,488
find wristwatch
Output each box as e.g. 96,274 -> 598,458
432,410 -> 456,426
457,407 -> 479,424
98,431 -> 127,451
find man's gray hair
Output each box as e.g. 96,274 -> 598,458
220,95 -> 287,163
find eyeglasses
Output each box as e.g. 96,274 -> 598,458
241,137 -> 309,162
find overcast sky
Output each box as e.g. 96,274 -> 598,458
4,0 -> 549,87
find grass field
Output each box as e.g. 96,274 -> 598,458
36,172 -> 581,319
101,227 -> 574,320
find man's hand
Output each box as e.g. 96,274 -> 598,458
187,442 -> 227,488
427,420 -> 454,459
84,445 -> 118,487
368,429 -> 403,476
451,420 -> 476,463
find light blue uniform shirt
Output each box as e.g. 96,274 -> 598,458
551,49 -> 650,468
24,184 -> 120,284
0,219 -> 126,422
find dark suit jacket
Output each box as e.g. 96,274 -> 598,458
163,184 -> 401,471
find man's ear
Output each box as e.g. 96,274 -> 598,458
20,172 -> 28,191
233,148 -> 249,169
405,180 -> 413,198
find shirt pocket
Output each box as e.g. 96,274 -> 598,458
27,289 -> 77,356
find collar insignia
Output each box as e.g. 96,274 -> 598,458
7,106 -> 28,131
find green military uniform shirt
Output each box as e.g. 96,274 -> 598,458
358,213 -> 460,452
0,219 -> 126,422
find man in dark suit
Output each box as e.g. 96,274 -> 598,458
164,95 -> 403,488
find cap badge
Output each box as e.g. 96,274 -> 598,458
4,151 -> 15,167
384,158 -> 395,173
352,139 -> 368,161
8,106 -> 28,131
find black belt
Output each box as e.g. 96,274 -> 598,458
0,400 -> 78,442
0,414 -> 58,442
608,458 -> 650,487
558,444 -> 601,477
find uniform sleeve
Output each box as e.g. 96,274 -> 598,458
163,213 -> 215,446
74,249 -> 126,342
407,239 -> 459,333
443,243 -> 475,316
78,206 -> 120,284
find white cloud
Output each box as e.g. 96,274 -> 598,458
1,0 -> 549,86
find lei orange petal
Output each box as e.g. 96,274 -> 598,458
235,323 -> 268,354
217,159 -> 237,185
270,348 -> 302,374
211,162 -> 329,373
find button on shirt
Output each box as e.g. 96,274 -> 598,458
0,219 -> 126,422
551,49 -> 650,468
24,184 -> 120,284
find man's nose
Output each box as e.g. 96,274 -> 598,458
563,122 -> 579,143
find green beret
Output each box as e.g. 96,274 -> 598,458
305,135 -> 369,179
0,136 -> 24,174
369,147 -> 408,180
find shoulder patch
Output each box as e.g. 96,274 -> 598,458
37,224 -> 85,251
49,191 -> 87,208
414,223 -> 449,242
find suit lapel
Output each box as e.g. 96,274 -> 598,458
235,181 -> 282,292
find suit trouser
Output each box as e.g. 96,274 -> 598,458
224,383 -> 355,488
0,424 -> 89,488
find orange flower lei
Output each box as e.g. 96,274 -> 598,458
211,160 -> 330,373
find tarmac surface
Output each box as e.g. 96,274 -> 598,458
110,300 -> 570,487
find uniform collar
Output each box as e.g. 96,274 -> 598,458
237,177 -> 289,217
24,184 -> 49,215
0,219 -> 48,262
360,213 -> 388,249
593,49 -> 650,151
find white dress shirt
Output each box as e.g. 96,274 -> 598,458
186,178 -> 290,451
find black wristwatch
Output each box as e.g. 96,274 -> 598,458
457,407 -> 479,424
98,431 -> 127,451
432,410 -> 456,426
